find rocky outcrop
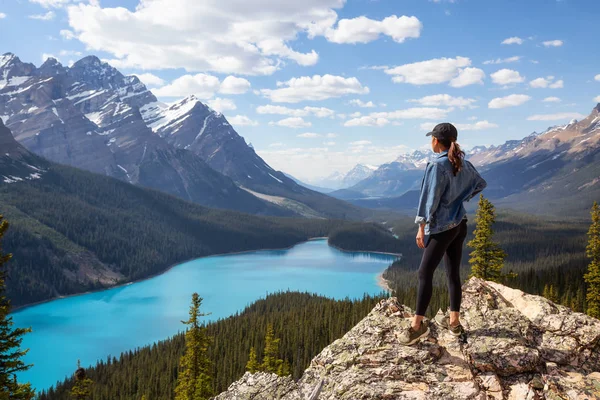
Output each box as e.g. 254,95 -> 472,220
214,278 -> 600,400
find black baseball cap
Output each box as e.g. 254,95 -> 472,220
426,122 -> 458,141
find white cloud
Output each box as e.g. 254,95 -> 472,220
542,97 -> 561,103
219,76 -> 251,95
64,1 -> 421,76
594,96 -> 600,103
421,120 -> 498,131
229,115 -> 258,126
154,74 -> 220,98
323,141 -> 336,146
207,97 -> 237,112
344,116 -> 389,127
483,56 -> 522,65
501,37 -> 524,45
449,68 -> 485,87
324,15 -> 422,44
29,11 -> 56,20
488,94 -> 531,109
542,40 -> 563,47
325,133 -> 338,138
256,105 -> 335,118
0,13 -> 6,19
529,76 -> 563,89
527,112 -> 586,121
408,94 -> 477,109
260,74 -> 369,103
349,112 -> 362,118
595,74 -> 600,82
350,140 -> 372,146
60,29 -> 76,40
490,69 -> 525,85
133,73 -> 165,87
30,0 -> 73,8
269,117 -> 311,128
349,99 -> 375,108
370,107 -> 449,120
297,133 -> 321,138
385,56 -> 483,87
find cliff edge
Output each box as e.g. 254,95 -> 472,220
214,277 -> 600,400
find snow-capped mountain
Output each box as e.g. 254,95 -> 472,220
0,53 -> 286,215
0,53 -> 367,220
0,119 -> 49,184
342,164 -> 378,187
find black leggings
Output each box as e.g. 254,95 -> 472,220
416,219 -> 468,316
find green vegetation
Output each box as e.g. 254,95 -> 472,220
252,323 -> 290,376
174,293 -> 213,400
0,164 -> 399,308
70,361 -> 93,400
467,195 -> 508,282
328,222 -> 402,254
0,215 -> 35,399
39,291 -> 386,399
584,201 -> 600,319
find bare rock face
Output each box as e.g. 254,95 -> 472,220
214,278 -> 600,400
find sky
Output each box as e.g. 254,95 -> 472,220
0,0 -> 599,181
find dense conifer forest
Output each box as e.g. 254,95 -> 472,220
39,291 -> 386,399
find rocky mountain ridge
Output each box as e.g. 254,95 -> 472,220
215,278 -> 600,400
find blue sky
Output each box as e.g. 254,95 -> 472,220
1,0 -> 599,180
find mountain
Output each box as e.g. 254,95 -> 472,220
282,173 -> 334,193
341,164 -> 378,187
215,278 -> 600,399
1,53 -> 371,220
0,53 -> 286,216
0,119 -> 356,307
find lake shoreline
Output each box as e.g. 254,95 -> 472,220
12,236 -> 396,313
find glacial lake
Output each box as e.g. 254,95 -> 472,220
11,239 -> 398,392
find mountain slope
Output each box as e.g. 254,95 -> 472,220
0,53 -> 288,216
0,120 -> 352,307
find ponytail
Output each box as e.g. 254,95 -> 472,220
440,139 -> 465,176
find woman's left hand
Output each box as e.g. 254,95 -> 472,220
416,227 -> 426,249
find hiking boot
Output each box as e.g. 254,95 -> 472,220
434,313 -> 464,337
398,320 -> 430,346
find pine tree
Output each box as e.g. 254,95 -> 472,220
245,347 -> 260,373
260,324 -> 283,374
467,195 -> 507,282
277,359 -> 291,377
70,360 -> 93,399
174,293 -> 213,400
584,201 -> 600,319
0,215 -> 35,400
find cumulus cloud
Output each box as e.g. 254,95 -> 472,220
529,76 -> 563,89
421,120 -> 499,131
153,74 -> 220,98
297,133 -> 321,138
483,56 -> 522,65
64,1 -> 421,75
488,94 -> 531,109
501,37 -> 524,45
207,98 -> 237,112
370,107 -> 449,120
256,105 -> 335,118
30,0 -> 73,8
384,57 -> 484,87
595,74 -> 600,82
229,115 -> 258,126
133,73 -> 165,88
594,96 -> 600,103
269,117 -> 312,128
219,76 -> 251,94
0,13 -> 6,19
409,94 -> 476,108
29,11 -> 56,20
527,112 -> 586,121
349,99 -> 375,108
324,15 -> 422,44
542,97 -> 561,103
542,40 -> 563,47
344,116 -> 389,127
260,74 -> 369,103
490,69 -> 525,85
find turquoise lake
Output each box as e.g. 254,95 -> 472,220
11,239 -> 398,392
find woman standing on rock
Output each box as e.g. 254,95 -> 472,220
398,123 -> 487,346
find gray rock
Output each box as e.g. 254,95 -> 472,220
214,278 -> 600,400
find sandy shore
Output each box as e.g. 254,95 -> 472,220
376,272 -> 393,293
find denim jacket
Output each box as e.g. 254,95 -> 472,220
415,150 -> 487,235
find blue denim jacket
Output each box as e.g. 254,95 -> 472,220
415,150 -> 487,235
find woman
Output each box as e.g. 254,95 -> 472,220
398,122 -> 487,346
